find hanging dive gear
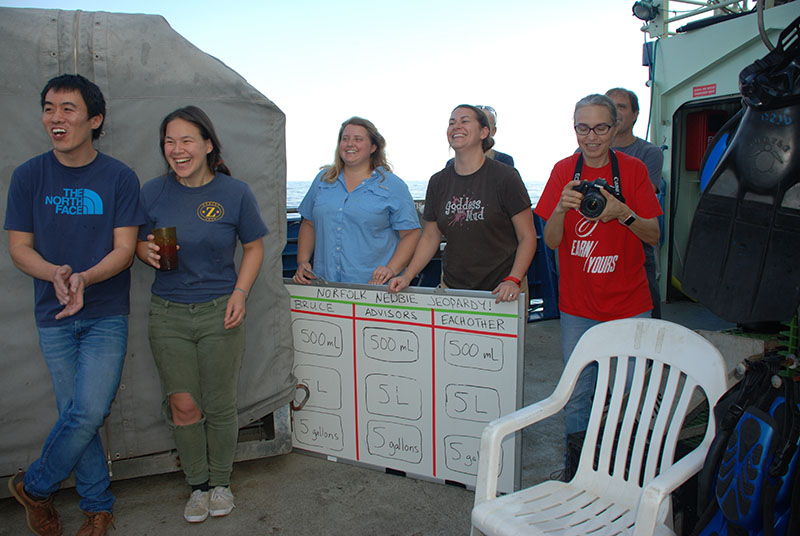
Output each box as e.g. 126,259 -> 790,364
682,15 -> 800,324
691,355 -> 800,536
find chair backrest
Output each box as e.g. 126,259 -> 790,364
560,318 -> 728,506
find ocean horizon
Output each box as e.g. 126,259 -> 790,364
286,180 -> 545,209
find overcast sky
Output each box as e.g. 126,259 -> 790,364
3,0 -> 657,185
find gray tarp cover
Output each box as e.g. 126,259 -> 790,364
0,7 -> 296,478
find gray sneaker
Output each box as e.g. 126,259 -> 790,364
209,486 -> 235,517
183,490 -> 209,523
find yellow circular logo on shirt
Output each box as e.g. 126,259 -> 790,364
197,201 -> 224,222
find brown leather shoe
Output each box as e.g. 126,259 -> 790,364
76,511 -> 115,536
7,471 -> 63,536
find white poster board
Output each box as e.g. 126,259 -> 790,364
286,282 -> 524,493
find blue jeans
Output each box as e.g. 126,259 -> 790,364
560,311 -> 649,435
26,315 -> 128,513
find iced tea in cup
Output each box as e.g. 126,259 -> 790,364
152,226 -> 178,271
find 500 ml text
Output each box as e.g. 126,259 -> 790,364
369,334 -> 415,353
299,329 -> 342,350
448,340 -> 498,361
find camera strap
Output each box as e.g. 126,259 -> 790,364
573,150 -> 623,198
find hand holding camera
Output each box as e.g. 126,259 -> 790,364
571,179 -> 626,219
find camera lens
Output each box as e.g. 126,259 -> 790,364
580,192 -> 606,218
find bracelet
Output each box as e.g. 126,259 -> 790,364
234,287 -> 249,298
502,276 -> 521,287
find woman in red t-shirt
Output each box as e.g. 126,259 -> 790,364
534,93 -> 661,479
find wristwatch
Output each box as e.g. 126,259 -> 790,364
622,212 -> 636,226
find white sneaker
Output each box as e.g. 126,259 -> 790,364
209,486 -> 235,517
183,489 -> 209,523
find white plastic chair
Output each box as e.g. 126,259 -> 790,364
471,318 -> 728,536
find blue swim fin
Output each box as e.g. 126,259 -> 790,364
699,110 -> 741,192
715,406 -> 779,531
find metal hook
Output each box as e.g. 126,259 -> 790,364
291,383 -> 310,412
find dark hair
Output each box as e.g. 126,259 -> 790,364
451,104 -> 495,152
40,74 -> 106,140
322,116 -> 391,183
159,106 -> 231,176
606,87 -> 640,113
574,94 -> 618,124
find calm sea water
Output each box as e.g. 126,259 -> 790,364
286,180 -> 545,209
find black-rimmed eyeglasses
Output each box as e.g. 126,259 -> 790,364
574,123 -> 613,136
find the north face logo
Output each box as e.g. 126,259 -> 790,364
45,188 -> 103,215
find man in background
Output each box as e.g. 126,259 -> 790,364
606,87 -> 664,318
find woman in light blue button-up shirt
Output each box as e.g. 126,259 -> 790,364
293,117 -> 421,285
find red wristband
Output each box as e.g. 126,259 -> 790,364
503,276 -> 521,286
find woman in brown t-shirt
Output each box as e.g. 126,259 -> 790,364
389,104 -> 536,303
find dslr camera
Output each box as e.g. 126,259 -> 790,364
572,179 -> 625,218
